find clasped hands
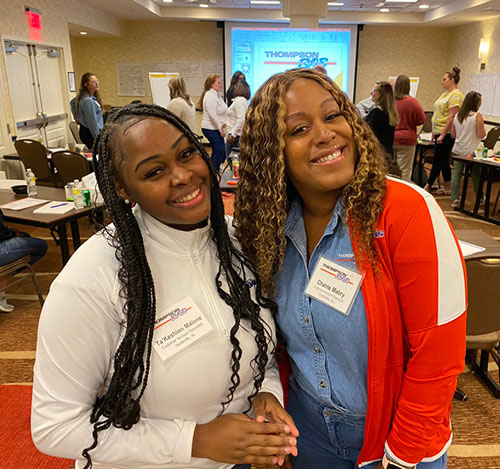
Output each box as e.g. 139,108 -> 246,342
192,392 -> 299,467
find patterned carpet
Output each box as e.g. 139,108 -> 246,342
1,188 -> 500,468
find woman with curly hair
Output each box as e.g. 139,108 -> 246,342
234,69 -> 466,469
31,103 -> 298,468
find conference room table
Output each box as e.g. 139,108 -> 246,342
0,180 -> 102,267
451,153 -> 500,225
456,229 -> 500,259
412,138 -> 435,187
219,170 -> 239,193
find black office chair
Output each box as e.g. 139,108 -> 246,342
51,151 -> 91,185
14,139 -> 64,188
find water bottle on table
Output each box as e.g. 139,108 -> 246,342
25,168 -> 37,197
73,179 -> 85,209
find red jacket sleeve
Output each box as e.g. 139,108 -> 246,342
386,195 -> 467,465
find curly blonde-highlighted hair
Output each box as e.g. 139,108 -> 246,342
234,68 -> 387,297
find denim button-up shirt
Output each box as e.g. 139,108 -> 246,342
275,197 -> 368,417
70,94 -> 104,138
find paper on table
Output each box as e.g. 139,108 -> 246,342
419,132 -> 433,142
33,201 -> 74,214
0,198 -> 49,211
82,172 -> 97,189
47,147 -> 67,153
458,240 -> 486,257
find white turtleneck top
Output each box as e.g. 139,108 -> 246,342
31,206 -> 282,469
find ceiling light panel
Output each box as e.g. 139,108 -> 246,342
152,0 -> 453,12
249,0 -> 281,4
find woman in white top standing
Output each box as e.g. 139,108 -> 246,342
200,74 -> 228,172
31,103 -> 298,468
450,91 -> 486,206
223,80 -> 251,161
167,76 -> 197,133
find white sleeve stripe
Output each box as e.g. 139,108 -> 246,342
424,196 -> 466,325
387,178 -> 467,326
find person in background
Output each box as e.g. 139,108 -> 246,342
167,76 -> 197,133
223,80 -> 251,162
365,81 -> 400,174
31,104 -> 298,468
424,67 -> 464,195
226,71 -> 245,106
450,91 -> 486,207
0,209 -> 47,312
70,72 -> 104,150
393,75 -> 426,182
199,74 -> 228,172
235,68 -> 466,469
355,95 -> 375,119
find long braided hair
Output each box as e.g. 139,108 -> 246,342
82,103 -> 276,467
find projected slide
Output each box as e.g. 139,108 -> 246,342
231,27 -> 351,96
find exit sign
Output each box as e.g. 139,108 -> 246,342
25,7 -> 42,40
25,7 -> 42,30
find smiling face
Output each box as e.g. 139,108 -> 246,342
283,78 -> 355,202
114,117 -> 211,231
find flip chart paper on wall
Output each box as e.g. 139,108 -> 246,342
147,62 -> 223,97
466,73 -> 500,117
148,72 -> 179,109
117,63 -> 145,96
388,76 -> 420,98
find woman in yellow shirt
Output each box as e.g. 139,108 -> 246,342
424,67 -> 463,195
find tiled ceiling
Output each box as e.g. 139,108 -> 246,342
152,0 -> 457,13
71,0 -> 500,31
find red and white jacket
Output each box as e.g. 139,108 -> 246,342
352,177 -> 467,466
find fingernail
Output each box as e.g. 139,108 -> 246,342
284,425 -> 290,433
272,457 -> 278,464
289,438 -> 296,445
285,447 -> 291,453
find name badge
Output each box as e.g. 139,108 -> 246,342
153,296 -> 213,361
305,256 -> 364,316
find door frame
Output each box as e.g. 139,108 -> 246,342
0,71 -> 14,155
2,35 -> 71,147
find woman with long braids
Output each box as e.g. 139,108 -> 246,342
234,69 -> 466,469
31,103 -> 298,468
